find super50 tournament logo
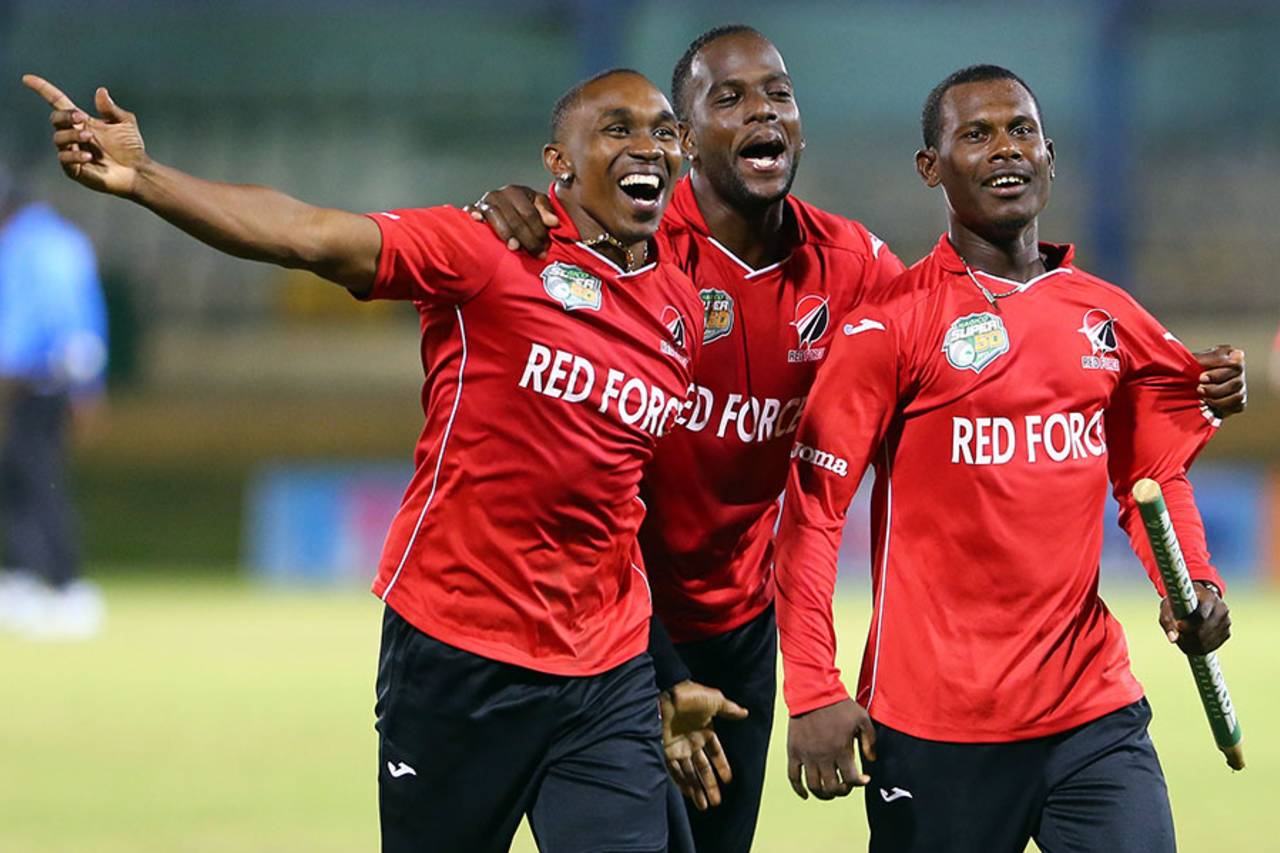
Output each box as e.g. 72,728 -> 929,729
700,288 -> 734,344
788,294 -> 829,363
542,262 -> 603,312
1078,308 -> 1120,372
943,312 -> 1010,373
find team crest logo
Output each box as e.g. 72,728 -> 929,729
943,312 -> 1010,373
1079,308 -> 1120,371
541,262 -> 603,312
788,294 -> 830,363
660,305 -> 689,366
700,288 -> 734,343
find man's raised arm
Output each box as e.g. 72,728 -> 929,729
22,75 -> 380,294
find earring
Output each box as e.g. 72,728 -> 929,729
559,172 -> 573,184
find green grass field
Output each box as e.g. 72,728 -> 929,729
2,573 -> 1274,852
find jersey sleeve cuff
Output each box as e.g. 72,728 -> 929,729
784,681 -> 851,717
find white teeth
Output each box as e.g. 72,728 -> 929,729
620,174 -> 660,188
990,175 -> 1027,187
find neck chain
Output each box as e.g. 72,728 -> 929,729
582,232 -> 647,271
960,251 -> 1049,308
962,262 -> 1023,308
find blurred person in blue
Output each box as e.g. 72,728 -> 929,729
0,160 -> 108,640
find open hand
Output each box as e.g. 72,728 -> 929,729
465,184 -> 557,257
787,698 -> 875,800
22,74 -> 148,197
660,680 -> 749,811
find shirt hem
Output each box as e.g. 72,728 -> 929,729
377,589 -> 649,677
868,686 -> 1146,743
661,594 -> 774,644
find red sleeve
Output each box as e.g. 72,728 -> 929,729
361,206 -> 504,303
773,306 -> 903,715
863,231 -> 907,295
1106,302 -> 1225,596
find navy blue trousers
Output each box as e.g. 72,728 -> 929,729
669,605 -> 777,853
375,606 -> 668,852
865,698 -> 1175,853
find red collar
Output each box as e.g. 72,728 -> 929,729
932,233 -> 1075,275
547,183 -> 661,277
668,174 -> 808,248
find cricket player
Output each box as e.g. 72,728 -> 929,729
467,28 -> 1246,853
774,64 -> 1234,852
26,68 -> 703,852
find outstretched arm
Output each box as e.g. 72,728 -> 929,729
23,74 -> 380,294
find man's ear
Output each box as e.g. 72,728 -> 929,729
677,121 -> 697,163
544,143 -> 572,182
1046,138 -> 1056,180
915,147 -> 940,188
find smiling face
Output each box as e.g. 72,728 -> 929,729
682,31 -> 802,210
545,72 -> 683,245
917,78 -> 1054,241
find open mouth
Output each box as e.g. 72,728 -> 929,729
738,138 -> 787,172
619,173 -> 664,206
983,172 -> 1031,194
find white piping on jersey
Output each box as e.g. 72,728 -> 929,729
631,562 -> 653,603
381,306 -> 468,602
633,494 -> 647,511
706,236 -> 789,279
574,242 -> 657,278
967,266 -> 1072,295
866,443 -> 893,710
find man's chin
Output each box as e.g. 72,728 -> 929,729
729,167 -> 797,210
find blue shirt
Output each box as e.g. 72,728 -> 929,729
0,203 -> 108,396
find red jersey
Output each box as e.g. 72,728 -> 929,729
363,191 -> 703,676
774,234 -> 1225,741
639,176 -> 905,642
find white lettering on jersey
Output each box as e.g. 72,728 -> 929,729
518,343 -> 680,437
791,441 -> 850,477
953,410 -> 1106,465
700,386 -> 807,443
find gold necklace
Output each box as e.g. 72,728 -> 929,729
582,232 -> 648,271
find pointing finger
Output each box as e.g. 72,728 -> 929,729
22,73 -> 78,110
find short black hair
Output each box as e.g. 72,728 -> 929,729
921,64 -> 1043,149
550,67 -> 648,141
670,24 -> 766,120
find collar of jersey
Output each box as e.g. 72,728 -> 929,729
546,183 -> 659,278
934,233 -> 1076,289
669,174 -> 805,278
